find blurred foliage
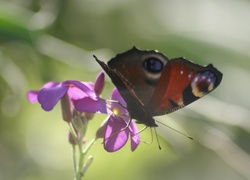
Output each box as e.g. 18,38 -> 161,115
1,0 -> 250,180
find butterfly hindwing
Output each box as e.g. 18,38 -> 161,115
152,57 -> 222,116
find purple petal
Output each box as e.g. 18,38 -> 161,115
111,88 -> 126,104
110,88 -> 128,116
42,81 -> 60,88
38,85 -> 69,111
27,90 -> 39,103
67,85 -> 89,100
82,81 -> 94,90
104,115 -> 129,152
64,80 -> 98,100
128,121 -> 140,151
27,82 -> 60,103
94,72 -> 105,95
74,97 -> 108,114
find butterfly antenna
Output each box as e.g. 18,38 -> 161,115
156,120 -> 193,140
138,127 -> 161,150
106,99 -> 127,109
154,127 -> 162,150
138,126 -> 153,145
135,126 -> 148,135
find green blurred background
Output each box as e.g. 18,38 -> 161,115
1,0 -> 250,179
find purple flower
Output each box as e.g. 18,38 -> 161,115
103,88 -> 140,152
27,71 -> 140,152
27,72 -> 107,114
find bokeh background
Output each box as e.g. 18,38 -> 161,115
1,0 -> 250,179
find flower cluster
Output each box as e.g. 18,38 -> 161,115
27,72 -> 140,152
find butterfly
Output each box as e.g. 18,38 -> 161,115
94,47 -> 223,127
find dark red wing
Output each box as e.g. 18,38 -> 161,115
152,57 -> 223,116
94,56 -> 157,127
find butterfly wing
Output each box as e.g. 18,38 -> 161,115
107,47 -> 169,107
94,55 -> 157,127
151,57 -> 223,116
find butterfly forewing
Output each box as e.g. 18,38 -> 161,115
95,55 -> 157,127
107,47 -> 168,107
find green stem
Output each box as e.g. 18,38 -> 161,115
72,145 -> 77,180
77,142 -> 84,180
83,138 -> 96,154
76,138 -> 96,180
68,120 -> 96,179
68,123 -> 78,142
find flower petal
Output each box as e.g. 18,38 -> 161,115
27,82 -> 60,104
104,115 -> 129,152
64,80 -> 98,100
110,88 -> 128,116
67,85 -> 89,100
38,85 -> 69,111
42,81 -> 60,88
27,90 -> 39,103
74,97 -> 108,114
111,88 -> 126,104
128,121 -> 140,151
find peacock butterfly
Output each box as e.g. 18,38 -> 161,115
94,47 -> 222,127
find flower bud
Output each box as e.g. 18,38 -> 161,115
68,131 -> 77,145
85,112 -> 94,121
72,112 -> 87,138
95,117 -> 108,139
60,94 -> 72,123
81,156 -> 94,175
94,72 -> 105,95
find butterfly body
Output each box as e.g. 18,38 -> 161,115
95,47 -> 222,127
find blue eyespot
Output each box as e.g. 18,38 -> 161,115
143,58 -> 163,73
191,71 -> 216,95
